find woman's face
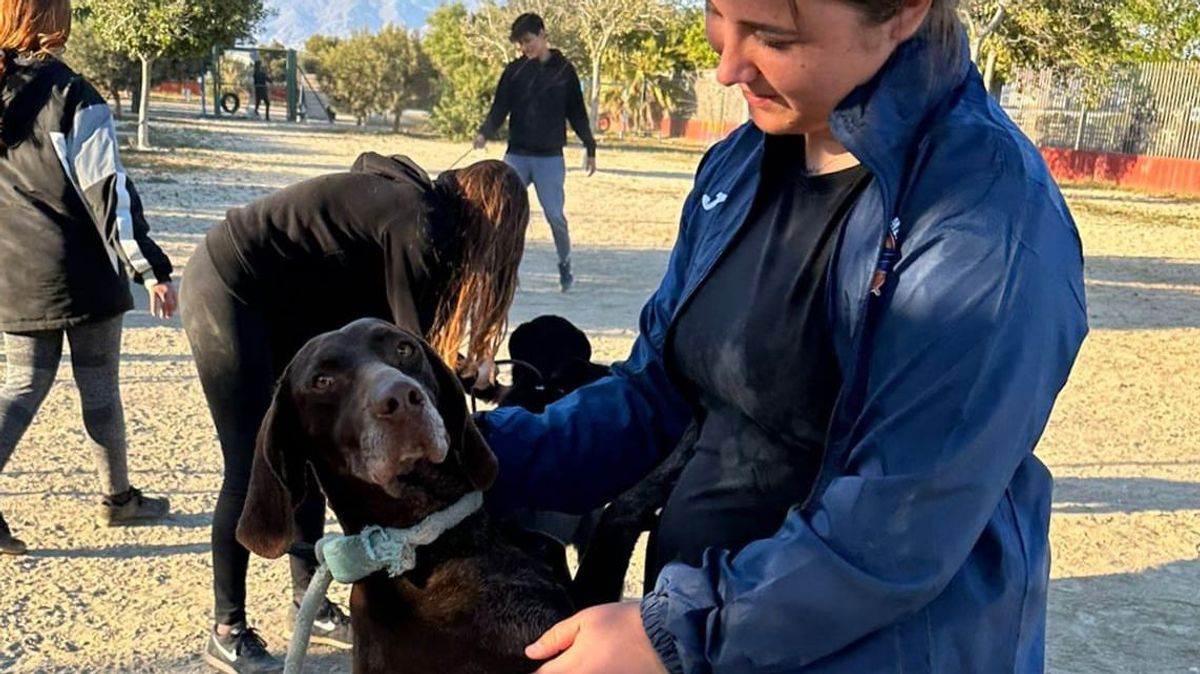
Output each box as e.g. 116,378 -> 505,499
706,0 -> 926,136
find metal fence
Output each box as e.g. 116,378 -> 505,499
1000,62 -> 1200,160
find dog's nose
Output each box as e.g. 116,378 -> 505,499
373,379 -> 427,418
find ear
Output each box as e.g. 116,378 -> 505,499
236,378 -> 307,559
420,341 -> 499,491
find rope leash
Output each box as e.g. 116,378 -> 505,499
467,359 -> 544,414
446,146 -> 476,170
283,491 -> 484,674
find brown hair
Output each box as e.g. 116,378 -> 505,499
0,0 -> 71,148
0,0 -> 71,70
428,159 -> 530,371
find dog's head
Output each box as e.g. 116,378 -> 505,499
490,315 -> 610,413
236,318 -> 498,558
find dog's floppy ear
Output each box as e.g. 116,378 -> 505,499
421,341 -> 499,491
236,376 -> 307,559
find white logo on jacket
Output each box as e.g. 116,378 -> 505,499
701,192 -> 728,211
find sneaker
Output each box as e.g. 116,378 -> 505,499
0,513 -> 26,555
202,623 -> 283,674
97,486 -> 170,527
286,599 -> 353,650
558,261 -> 574,293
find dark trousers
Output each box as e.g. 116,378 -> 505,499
180,243 -> 324,626
254,87 -> 270,120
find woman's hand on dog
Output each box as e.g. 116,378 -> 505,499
526,602 -> 668,674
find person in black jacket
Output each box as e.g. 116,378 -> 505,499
181,153 -> 529,673
0,0 -> 176,557
252,59 -> 270,120
474,12 -> 597,292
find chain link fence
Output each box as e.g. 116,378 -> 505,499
1001,63 -> 1200,160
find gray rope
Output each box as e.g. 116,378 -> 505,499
283,564 -> 332,674
283,491 -> 483,673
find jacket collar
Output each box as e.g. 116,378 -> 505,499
828,30 -> 973,214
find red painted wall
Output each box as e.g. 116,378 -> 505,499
152,81 -> 202,96
660,116 -> 743,142
1040,148 -> 1200,196
656,121 -> 1200,196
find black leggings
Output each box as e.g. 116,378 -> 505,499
180,243 -> 325,626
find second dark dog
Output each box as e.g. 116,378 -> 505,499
468,314 -> 694,608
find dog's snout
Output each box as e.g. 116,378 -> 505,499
373,379 -> 427,418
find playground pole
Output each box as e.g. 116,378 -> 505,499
286,49 -> 298,123
212,45 -> 223,118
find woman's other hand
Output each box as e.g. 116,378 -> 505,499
148,282 -> 177,320
527,603 -> 669,674
473,358 -> 497,391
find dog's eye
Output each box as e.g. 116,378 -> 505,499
396,342 -> 415,359
312,374 -> 334,390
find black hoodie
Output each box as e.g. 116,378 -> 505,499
203,153 -> 460,336
0,56 -> 172,331
478,49 -> 597,158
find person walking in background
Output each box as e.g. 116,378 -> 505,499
252,59 -> 270,121
475,12 -> 596,293
0,0 -> 176,556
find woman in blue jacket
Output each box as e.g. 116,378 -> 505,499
478,0 -> 1088,672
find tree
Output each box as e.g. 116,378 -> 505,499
78,0 -> 268,148
62,16 -> 138,119
302,34 -> 341,79
425,3 -> 499,139
555,0 -> 675,129
964,0 -> 1126,91
601,10 -> 713,137
962,0 -> 1200,92
317,31 -> 388,126
675,6 -> 718,71
373,26 -> 437,132
1115,0 -> 1200,60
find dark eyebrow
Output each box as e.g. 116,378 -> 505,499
311,345 -> 349,372
314,356 -> 345,372
706,0 -> 802,37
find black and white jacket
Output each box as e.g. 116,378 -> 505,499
0,56 -> 172,332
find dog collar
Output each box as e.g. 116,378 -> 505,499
315,490 -> 484,584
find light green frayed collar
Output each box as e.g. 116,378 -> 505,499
316,490 -> 483,584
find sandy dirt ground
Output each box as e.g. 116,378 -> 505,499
0,111 -> 1197,673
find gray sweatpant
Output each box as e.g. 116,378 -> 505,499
0,315 -> 131,496
505,153 -> 571,265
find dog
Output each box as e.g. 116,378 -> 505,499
463,314 -> 694,609
462,315 -> 611,414
236,318 -> 572,674
500,315 -> 611,413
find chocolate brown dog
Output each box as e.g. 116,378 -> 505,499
236,318 -> 571,674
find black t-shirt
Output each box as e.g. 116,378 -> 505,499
659,134 -> 871,567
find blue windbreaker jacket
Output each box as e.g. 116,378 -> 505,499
479,32 -> 1088,673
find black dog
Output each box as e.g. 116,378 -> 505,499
466,315 -> 694,608
464,315 -> 611,413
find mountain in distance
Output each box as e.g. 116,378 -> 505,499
258,0 -> 472,47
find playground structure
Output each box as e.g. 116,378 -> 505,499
207,46 -> 335,123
